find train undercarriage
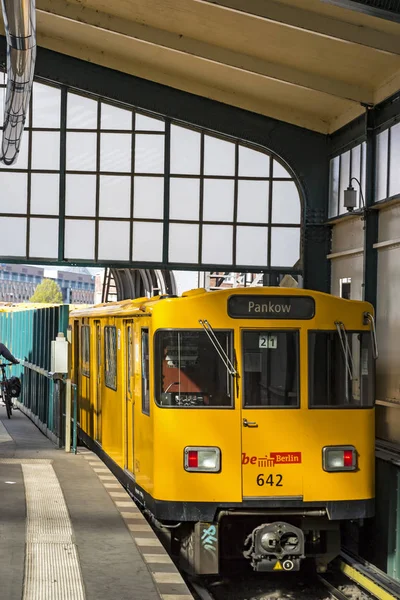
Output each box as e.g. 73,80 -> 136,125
172,510 -> 341,575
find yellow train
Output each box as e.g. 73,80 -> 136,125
70,286 -> 376,574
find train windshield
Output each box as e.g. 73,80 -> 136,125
308,331 -> 375,408
242,330 -> 299,408
155,330 -> 233,408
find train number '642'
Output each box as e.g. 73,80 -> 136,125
257,474 -> 283,487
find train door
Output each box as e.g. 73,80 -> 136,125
94,320 -> 102,445
124,320 -> 134,473
240,329 -> 303,499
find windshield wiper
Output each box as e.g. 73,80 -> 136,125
363,312 -> 378,359
335,321 -> 355,402
199,319 -> 238,378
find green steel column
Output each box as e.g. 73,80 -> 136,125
363,107 -> 378,308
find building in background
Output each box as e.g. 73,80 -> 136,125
0,264 -> 95,304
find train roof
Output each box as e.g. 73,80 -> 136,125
69,286 -> 372,319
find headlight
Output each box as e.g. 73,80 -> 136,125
322,445 -> 357,472
184,447 -> 221,472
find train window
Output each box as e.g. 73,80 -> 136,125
309,331 -> 374,408
142,329 -> 150,415
242,330 -> 299,408
81,325 -> 90,377
127,325 -> 133,396
155,330 -> 233,408
104,326 -> 117,390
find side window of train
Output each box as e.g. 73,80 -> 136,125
308,330 -> 374,408
81,325 -> 90,377
141,329 -> 150,415
104,326 -> 117,391
126,324 -> 133,397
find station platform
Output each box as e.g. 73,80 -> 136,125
0,405 -> 193,600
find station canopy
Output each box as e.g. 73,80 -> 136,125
3,0 -> 399,134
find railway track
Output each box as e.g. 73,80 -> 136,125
186,551 -> 400,600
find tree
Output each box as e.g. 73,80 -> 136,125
29,279 -> 63,303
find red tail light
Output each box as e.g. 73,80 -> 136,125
188,450 -> 198,468
184,447 -> 221,472
343,450 -> 353,467
322,446 -> 357,472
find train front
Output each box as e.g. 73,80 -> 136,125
151,288 -> 376,575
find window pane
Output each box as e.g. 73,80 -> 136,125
170,178 -> 199,220
328,156 -> 340,218
203,179 -> 234,222
31,174 -> 59,215
99,175 -> 130,218
238,180 -> 269,223
33,83 -> 61,128
0,128 -> 29,169
351,144 -> 361,188
0,217 -> 27,257
135,113 -> 165,131
98,220 -> 130,261
127,325 -> 133,395
65,219 -> 95,260
101,103 -> 132,130
135,134 -> 164,173
390,122 -> 400,197
134,177 -> 164,219
66,175 -> 96,217
170,125 -> 200,175
66,133 -> 97,171
81,326 -> 90,377
273,159 -> 291,178
243,330 -> 299,407
29,218 -> 58,259
169,223 -> 198,263
31,132 -> 60,170
67,93 -> 97,129
141,329 -> 150,414
204,135 -> 235,176
338,150 -> 351,214
270,227 -> 300,268
375,129 -> 388,202
156,330 -> 232,407
202,225 -> 233,264
238,146 -> 269,177
272,181 -> 301,224
100,133 -> 132,172
132,221 -> 163,262
104,326 -> 117,390
309,332 -> 374,408
236,226 -> 268,267
0,172 -> 27,214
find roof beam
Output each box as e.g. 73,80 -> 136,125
35,0 -> 372,103
199,0 -> 400,55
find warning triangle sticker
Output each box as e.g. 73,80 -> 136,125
273,560 -> 283,571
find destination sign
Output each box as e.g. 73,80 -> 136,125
227,295 -> 315,319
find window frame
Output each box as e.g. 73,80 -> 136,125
241,328 -> 300,410
308,329 -> 375,410
126,323 -> 133,397
81,324 -> 90,378
141,328 -> 150,415
104,325 -> 117,391
154,327 -> 234,409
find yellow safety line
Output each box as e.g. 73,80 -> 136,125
339,560 -> 397,600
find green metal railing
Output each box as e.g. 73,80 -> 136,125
0,304 -> 78,450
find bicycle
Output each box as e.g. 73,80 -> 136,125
0,362 -> 16,419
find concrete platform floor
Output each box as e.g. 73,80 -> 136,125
0,405 -> 193,600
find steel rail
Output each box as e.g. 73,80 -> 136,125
317,574 -> 356,600
339,549 -> 400,600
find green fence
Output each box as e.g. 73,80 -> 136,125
0,304 -> 69,445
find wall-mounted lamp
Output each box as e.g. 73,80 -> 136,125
344,177 -> 366,214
